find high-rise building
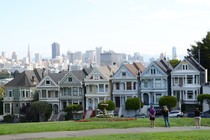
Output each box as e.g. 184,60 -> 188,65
100,51 -> 122,66
74,51 -> 82,62
28,44 -> 31,63
95,47 -> 102,66
67,51 -> 74,64
35,53 -> 41,63
12,52 -> 17,61
52,42 -> 60,59
172,46 -> 177,60
85,50 -> 95,64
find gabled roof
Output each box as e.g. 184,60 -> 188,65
124,62 -> 145,77
185,56 -> 206,71
48,71 -> 68,84
5,69 -> 43,87
154,59 -> 173,74
97,65 -> 119,79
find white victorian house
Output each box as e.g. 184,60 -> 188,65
84,65 -> 118,111
59,68 -> 92,112
37,71 -> 67,115
140,59 -> 173,114
111,62 -> 145,117
171,56 -> 207,112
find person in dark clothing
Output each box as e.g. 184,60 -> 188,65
162,106 -> 170,127
148,105 -> 156,128
194,108 -> 201,128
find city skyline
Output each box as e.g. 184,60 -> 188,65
1,0 -> 210,60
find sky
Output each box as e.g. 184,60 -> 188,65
1,0 -> 210,61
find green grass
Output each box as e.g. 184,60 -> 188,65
0,117 -> 210,135
40,131 -> 210,140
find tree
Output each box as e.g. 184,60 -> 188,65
169,59 -> 181,68
197,94 -> 210,110
159,96 -> 177,111
125,97 -> 142,114
98,100 -> 115,111
26,101 -> 52,122
64,104 -> 83,120
187,32 -> 210,80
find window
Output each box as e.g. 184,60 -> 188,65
155,79 -> 161,88
42,90 -> 46,98
116,82 -> 120,90
22,91 -> 25,98
9,90 -> 12,97
55,91 -> 58,97
93,74 -> 99,80
105,84 -> 108,92
144,81 -> 148,88
182,64 -> 188,70
174,77 -> 178,85
68,77 -> 72,82
127,82 -> 132,90
79,88 -> 82,96
150,68 -> 156,74
5,104 -> 10,113
48,91 -> 51,98
99,84 -> 104,92
73,87 -> 78,96
133,82 -> 136,90
46,80 -> 50,85
26,91 -> 29,98
89,85 -> 92,92
187,75 -> 193,84
156,94 -> 162,103
187,91 -> 193,99
122,72 -> 126,76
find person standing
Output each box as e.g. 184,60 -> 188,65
148,105 -> 156,128
162,106 -> 170,127
194,108 -> 201,128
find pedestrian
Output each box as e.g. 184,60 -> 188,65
148,105 -> 156,128
162,106 -> 170,127
194,108 -> 201,128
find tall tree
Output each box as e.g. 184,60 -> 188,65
159,96 -> 177,111
187,32 -> 210,80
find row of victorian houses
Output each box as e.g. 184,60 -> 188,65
2,56 -> 207,119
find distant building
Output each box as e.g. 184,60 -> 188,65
67,51 -> 74,64
100,51 -> 122,66
95,47 -> 102,66
172,46 -> 177,60
35,53 -> 41,63
12,52 -> 17,61
74,51 -> 82,62
52,42 -> 60,59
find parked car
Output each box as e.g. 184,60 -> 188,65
154,107 -> 162,116
187,112 -> 195,118
169,110 -> 184,118
201,112 -> 210,118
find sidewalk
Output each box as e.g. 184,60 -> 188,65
0,126 -> 210,140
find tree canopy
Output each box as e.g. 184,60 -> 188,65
125,97 -> 143,111
159,96 -> 177,111
187,32 -> 210,80
197,94 -> 210,110
169,59 -> 181,68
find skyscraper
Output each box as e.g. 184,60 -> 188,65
95,47 -> 102,66
52,42 -> 60,59
172,46 -> 177,60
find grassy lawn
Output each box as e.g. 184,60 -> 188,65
40,131 -> 210,140
0,117 -> 210,135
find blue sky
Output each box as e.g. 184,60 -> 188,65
1,0 -> 210,61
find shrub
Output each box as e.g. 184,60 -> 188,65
3,114 -> 15,123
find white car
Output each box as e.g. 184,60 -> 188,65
169,110 -> 184,118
